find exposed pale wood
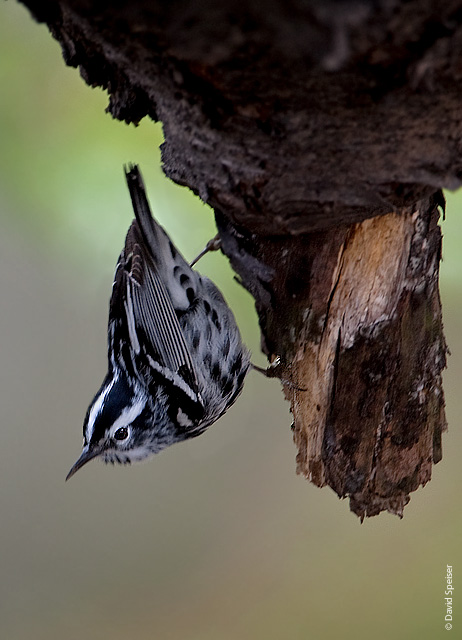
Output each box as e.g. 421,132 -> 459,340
287,203 -> 446,518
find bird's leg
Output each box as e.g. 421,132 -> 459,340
190,234 -> 222,267
252,357 -> 306,391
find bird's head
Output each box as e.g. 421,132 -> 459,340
66,372 -> 172,480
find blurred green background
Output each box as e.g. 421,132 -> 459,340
0,3 -> 460,639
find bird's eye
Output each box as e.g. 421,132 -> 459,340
114,426 -> 130,441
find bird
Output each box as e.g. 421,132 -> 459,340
66,164 -> 250,480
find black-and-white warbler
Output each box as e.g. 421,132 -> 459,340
66,165 -> 250,480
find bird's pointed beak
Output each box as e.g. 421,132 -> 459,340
66,445 -> 103,481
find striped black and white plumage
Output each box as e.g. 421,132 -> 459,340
66,165 -> 250,479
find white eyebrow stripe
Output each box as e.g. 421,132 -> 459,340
86,376 -> 117,441
110,396 -> 146,433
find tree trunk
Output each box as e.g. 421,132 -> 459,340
20,0 -> 457,517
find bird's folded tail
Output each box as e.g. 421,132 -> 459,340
124,163 -> 199,313
124,164 -> 168,263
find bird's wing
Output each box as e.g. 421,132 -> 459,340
107,165 -> 203,417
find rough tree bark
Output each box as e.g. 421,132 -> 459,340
20,0 -> 458,518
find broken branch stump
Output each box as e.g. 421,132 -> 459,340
218,193 -> 447,518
